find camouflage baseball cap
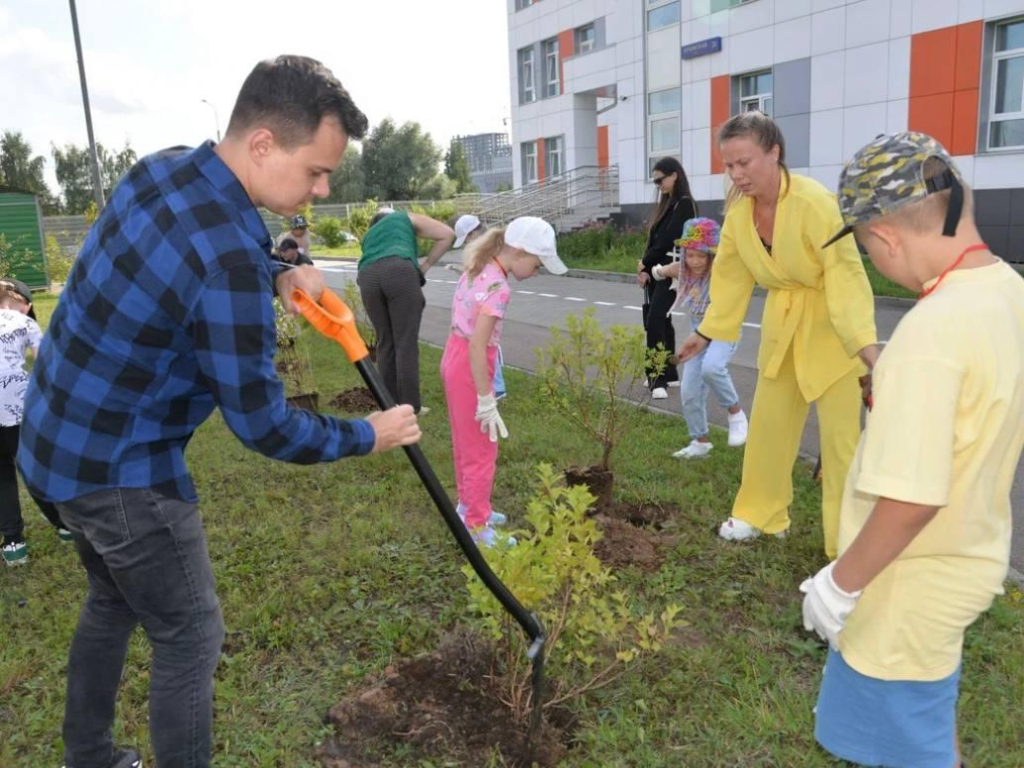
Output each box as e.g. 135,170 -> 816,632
823,131 -> 963,247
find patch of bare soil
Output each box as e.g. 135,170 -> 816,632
317,631 -> 571,768
328,387 -> 378,413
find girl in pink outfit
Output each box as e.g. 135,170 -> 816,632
441,217 -> 567,548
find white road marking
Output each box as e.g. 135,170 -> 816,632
516,290 -> 535,294
564,297 -> 586,302
594,301 -> 616,306
538,293 -> 558,298
742,322 -> 761,329
623,305 -> 643,311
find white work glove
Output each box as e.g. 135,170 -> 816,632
799,562 -> 862,649
652,263 -> 666,280
475,394 -> 508,442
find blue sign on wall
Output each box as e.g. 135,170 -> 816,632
681,37 -> 722,59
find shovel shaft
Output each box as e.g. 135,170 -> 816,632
291,288 -> 544,645
353,356 -> 544,642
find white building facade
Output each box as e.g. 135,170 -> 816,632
508,0 -> 1024,260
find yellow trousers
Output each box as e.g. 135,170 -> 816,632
732,350 -> 862,559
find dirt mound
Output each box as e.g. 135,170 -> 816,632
328,387 -> 378,413
593,515 -> 678,572
317,631 -> 570,767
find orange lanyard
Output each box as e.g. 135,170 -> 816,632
918,244 -> 988,300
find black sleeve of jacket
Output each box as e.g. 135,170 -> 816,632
642,197 -> 697,270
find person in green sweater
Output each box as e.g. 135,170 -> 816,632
357,207 -> 455,413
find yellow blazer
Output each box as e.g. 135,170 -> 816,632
698,173 -> 877,402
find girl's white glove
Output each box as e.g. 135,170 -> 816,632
475,394 -> 508,442
799,562 -> 862,649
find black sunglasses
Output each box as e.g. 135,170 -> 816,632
652,176 -> 665,185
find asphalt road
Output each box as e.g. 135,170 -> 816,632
316,257 -> 1024,578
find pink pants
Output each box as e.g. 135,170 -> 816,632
440,334 -> 498,529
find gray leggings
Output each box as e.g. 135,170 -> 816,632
357,257 -> 426,412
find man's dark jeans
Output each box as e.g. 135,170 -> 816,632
57,487 -> 224,768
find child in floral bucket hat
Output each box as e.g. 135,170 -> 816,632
651,217 -> 748,458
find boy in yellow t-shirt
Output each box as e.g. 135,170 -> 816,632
800,132 -> 1024,768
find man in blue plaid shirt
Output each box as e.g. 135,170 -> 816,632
17,56 -> 420,768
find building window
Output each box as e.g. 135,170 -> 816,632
711,0 -> 760,11
648,89 -> 682,115
738,69 -> 773,115
542,38 -> 560,98
518,47 -> 536,104
576,24 -> 596,54
545,136 -> 563,178
649,155 -> 681,177
522,141 -> 538,184
990,17 -> 1024,149
515,0 -> 538,11
650,117 -> 680,153
647,1 -> 680,32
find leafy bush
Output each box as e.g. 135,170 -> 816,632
312,216 -> 348,248
463,465 -> 683,724
556,225 -> 648,273
535,309 -> 667,473
0,233 -> 34,279
340,200 -> 378,243
45,235 -> 74,285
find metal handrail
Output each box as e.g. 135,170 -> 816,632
456,165 -> 619,231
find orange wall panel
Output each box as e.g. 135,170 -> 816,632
537,138 -> 546,181
710,75 -> 730,175
909,93 -> 955,148
597,125 -> 609,168
910,26 -> 957,97
954,21 -> 983,91
952,89 -> 979,155
558,30 -> 574,96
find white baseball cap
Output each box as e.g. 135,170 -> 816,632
453,214 -> 482,248
504,216 -> 567,275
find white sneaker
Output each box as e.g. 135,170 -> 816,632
672,440 -> 713,459
470,524 -> 517,549
727,410 -> 749,447
718,517 -> 761,541
652,387 -> 669,400
668,380 -> 681,388
718,517 -> 788,542
456,503 -> 507,527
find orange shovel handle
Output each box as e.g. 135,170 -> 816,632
290,288 -> 369,363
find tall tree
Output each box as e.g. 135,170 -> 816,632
0,131 -> 59,213
361,118 -> 441,200
443,140 -> 475,194
51,140 -> 138,214
325,145 -> 365,203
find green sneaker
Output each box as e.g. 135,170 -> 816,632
2,539 -> 28,567
57,528 -> 75,543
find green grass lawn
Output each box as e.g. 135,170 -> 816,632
3,295 -> 1023,766
311,243 -> 361,259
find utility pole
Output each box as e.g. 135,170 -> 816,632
201,99 -> 222,142
68,0 -> 105,210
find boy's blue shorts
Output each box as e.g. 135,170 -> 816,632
815,647 -> 960,768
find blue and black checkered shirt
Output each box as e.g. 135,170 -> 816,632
18,141 -> 375,503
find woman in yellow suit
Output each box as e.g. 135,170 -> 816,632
677,112 -> 879,559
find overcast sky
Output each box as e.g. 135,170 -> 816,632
0,0 -> 512,190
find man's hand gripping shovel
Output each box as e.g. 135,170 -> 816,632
291,287 -> 547,749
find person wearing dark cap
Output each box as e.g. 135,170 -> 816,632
0,278 -> 70,567
276,213 -> 312,256
273,236 -> 313,266
801,131 -> 1023,768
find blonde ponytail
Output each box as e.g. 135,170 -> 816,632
463,227 -> 505,280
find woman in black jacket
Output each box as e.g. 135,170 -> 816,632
638,157 -> 698,398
